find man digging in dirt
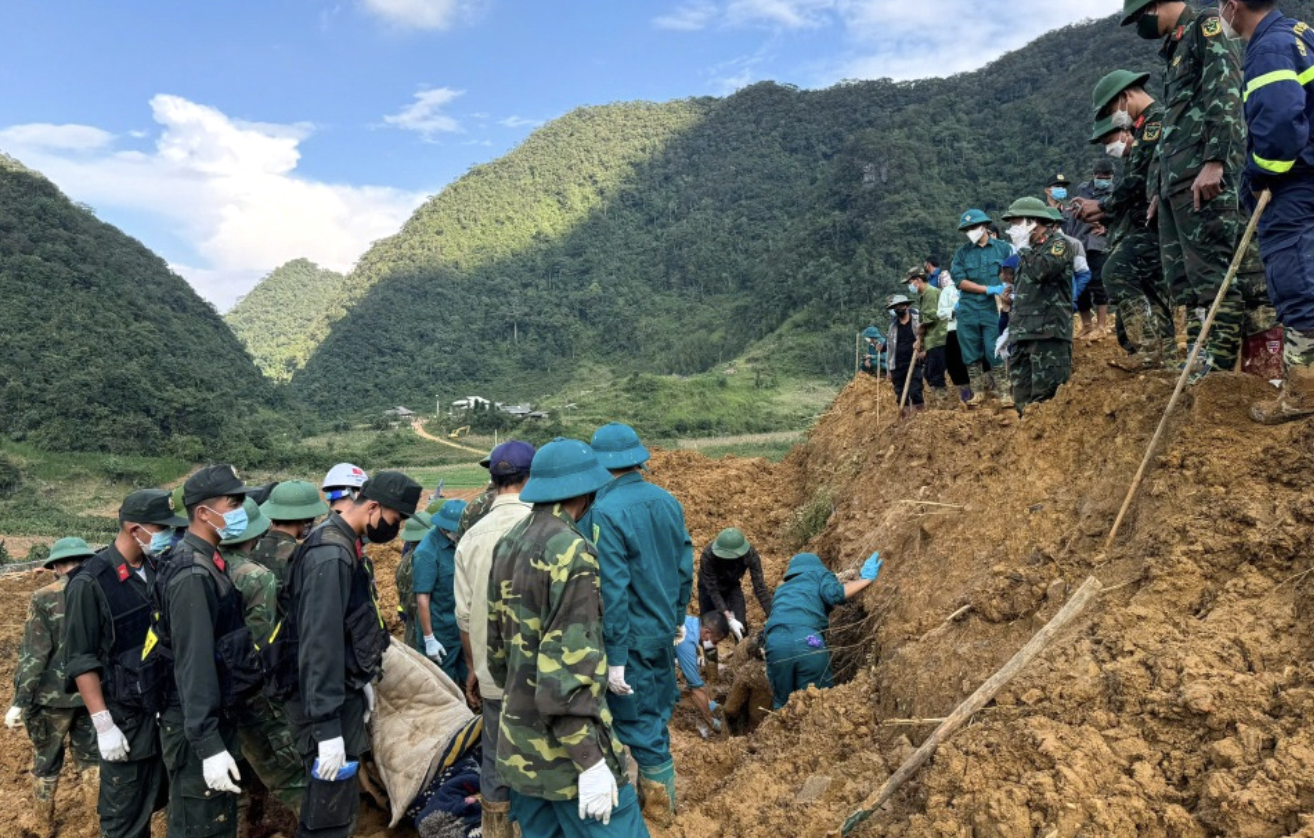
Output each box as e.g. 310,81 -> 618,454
674,611 -> 730,737
8,537 -> 98,838
696,527 -> 772,657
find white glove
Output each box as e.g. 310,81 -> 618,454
423,634 -> 446,662
363,683 -> 375,726
577,759 -> 618,825
201,750 -> 241,794
726,614 -> 745,642
4,706 -> 22,729
315,736 -> 347,780
91,710 -> 130,762
606,665 -> 633,695
673,624 -> 686,646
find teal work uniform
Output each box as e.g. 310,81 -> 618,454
589,472 -> 694,771
763,554 -> 846,710
410,528 -> 466,686
950,237 -> 1014,368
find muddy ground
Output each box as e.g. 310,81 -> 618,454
1,335 -> 1312,837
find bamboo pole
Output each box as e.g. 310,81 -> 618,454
856,332 -> 862,376
1104,191 -> 1270,549
898,351 -> 918,416
840,576 -> 1103,836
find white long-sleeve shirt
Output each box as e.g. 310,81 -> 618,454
937,273 -> 960,333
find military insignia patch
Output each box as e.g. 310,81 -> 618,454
1143,122 -> 1162,141
1050,242 -> 1066,256
1202,16 -> 1221,37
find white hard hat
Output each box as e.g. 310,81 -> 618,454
322,462 -> 368,490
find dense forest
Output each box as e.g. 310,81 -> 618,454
0,154 -> 276,458
287,11 -> 1180,413
225,258 -> 345,380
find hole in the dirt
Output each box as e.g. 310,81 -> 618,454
827,599 -> 873,685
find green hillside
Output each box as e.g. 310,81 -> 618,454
225,258 -> 345,380
0,153 -> 273,458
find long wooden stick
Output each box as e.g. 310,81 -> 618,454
1104,191 -> 1270,549
898,351 -> 918,416
855,332 -> 862,376
840,575 -> 1103,836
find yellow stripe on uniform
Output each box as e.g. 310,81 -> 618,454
1254,153 -> 1296,173
1300,65 -> 1314,85
1244,68 -> 1301,102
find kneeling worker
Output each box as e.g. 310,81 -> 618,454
674,612 -> 730,735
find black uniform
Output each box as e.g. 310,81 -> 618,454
61,545 -> 166,838
696,544 -> 773,628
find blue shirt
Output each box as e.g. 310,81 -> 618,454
950,238 -> 1014,315
674,615 -> 703,690
764,553 -> 846,636
411,528 -> 460,649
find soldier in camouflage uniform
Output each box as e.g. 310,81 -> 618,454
395,510 -> 432,642
7,537 -> 98,837
220,498 -> 307,822
457,485 -> 496,540
1078,70 -> 1178,369
1000,198 -> 1077,413
487,438 -> 649,837
255,480 -> 328,584
1122,0 -> 1276,379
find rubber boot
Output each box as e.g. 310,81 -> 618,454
996,370 -> 1015,409
928,387 -> 949,410
480,796 -> 512,838
33,776 -> 57,838
638,760 -> 676,828
1108,301 -> 1159,372
1252,328 -> 1314,424
965,368 -> 988,407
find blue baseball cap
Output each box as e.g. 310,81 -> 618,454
487,440 -> 536,477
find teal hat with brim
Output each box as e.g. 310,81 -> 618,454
1090,116 -> 1119,144
401,510 -> 434,542
260,480 -> 330,522
590,422 -> 650,470
432,499 -> 467,532
957,208 -> 991,230
520,438 -> 614,504
220,498 -> 271,546
45,537 -> 94,569
861,326 -> 881,339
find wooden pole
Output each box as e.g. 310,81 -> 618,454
1104,191 -> 1270,549
856,332 -> 862,376
840,575 -> 1103,836
897,349 -> 918,416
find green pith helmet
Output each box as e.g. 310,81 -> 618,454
220,498 -> 271,547
171,486 -> 186,522
711,527 -> 751,559
260,480 -> 329,522
956,208 -> 991,230
400,510 -> 434,542
1092,69 -> 1151,114
45,537 -> 94,569
1045,205 -> 1065,222
1120,0 -> 1156,26
885,294 -> 913,310
1000,196 -> 1054,222
1090,116 -> 1119,144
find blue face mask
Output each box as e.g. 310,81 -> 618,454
149,529 -> 174,556
1050,187 -> 1068,201
205,505 -> 248,540
1094,178 -> 1113,190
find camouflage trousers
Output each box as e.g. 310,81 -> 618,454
23,705 -> 97,779
1160,186 -> 1275,369
237,695 -> 306,813
1009,339 -> 1072,413
1104,226 -> 1176,357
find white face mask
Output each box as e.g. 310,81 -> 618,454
966,227 -> 987,244
1218,3 -> 1241,39
1105,140 -> 1128,159
1007,222 -> 1035,250
1111,109 -> 1132,129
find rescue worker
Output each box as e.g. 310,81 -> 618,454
1121,0 -> 1275,381
859,326 -> 886,378
764,552 -> 880,709
255,480 -> 328,583
673,612 -> 730,736
456,452 -> 498,539
1076,69 -> 1177,370
454,439 -> 535,838
907,265 -> 949,407
395,509 -> 434,650
950,208 -> 1014,405
486,437 -> 649,837
155,465 -> 263,838
410,498 -> 468,685
588,422 -> 693,825
1223,0 -> 1314,422
62,489 -> 186,838
1000,197 -> 1077,413
885,295 -> 924,414
8,537 -> 98,836
219,499 -> 306,817
1073,162 -> 1116,340
321,462 -> 368,514
273,470 -> 421,838
696,527 -> 772,643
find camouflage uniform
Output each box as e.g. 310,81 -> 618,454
394,542 -> 418,647
223,548 -> 306,813
1152,5 -> 1274,371
14,576 -> 97,779
1009,227 -> 1076,412
251,529 -> 298,585
487,506 -> 648,834
455,488 -> 496,540
1101,102 -> 1177,363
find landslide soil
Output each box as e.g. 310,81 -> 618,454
0,337 -> 1311,838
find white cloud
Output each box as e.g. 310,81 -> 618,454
726,0 -> 834,28
358,0 -> 475,30
384,86 -> 464,138
498,115 -> 543,129
0,95 -> 427,311
654,2 -> 718,31
0,123 -> 114,151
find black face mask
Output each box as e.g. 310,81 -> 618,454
1136,12 -> 1161,39
365,509 -> 401,544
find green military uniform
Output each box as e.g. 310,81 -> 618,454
1151,4 -> 1273,372
1010,222 -> 1076,412
456,487 -> 496,540
250,529 -> 298,585
256,480 -> 329,586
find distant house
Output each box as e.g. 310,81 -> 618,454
501,403 -> 533,417
452,396 -> 492,411
528,411 -> 550,420
384,406 -> 416,418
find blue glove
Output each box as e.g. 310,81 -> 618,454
709,700 -> 720,713
985,284 -> 1005,296
860,552 -> 882,581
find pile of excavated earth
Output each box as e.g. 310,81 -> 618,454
0,337 -> 1312,837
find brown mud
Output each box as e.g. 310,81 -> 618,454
0,337 -> 1311,838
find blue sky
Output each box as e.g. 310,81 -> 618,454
0,0 -> 1119,310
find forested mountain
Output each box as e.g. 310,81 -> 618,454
225,258 -> 345,380
0,153 -> 273,457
